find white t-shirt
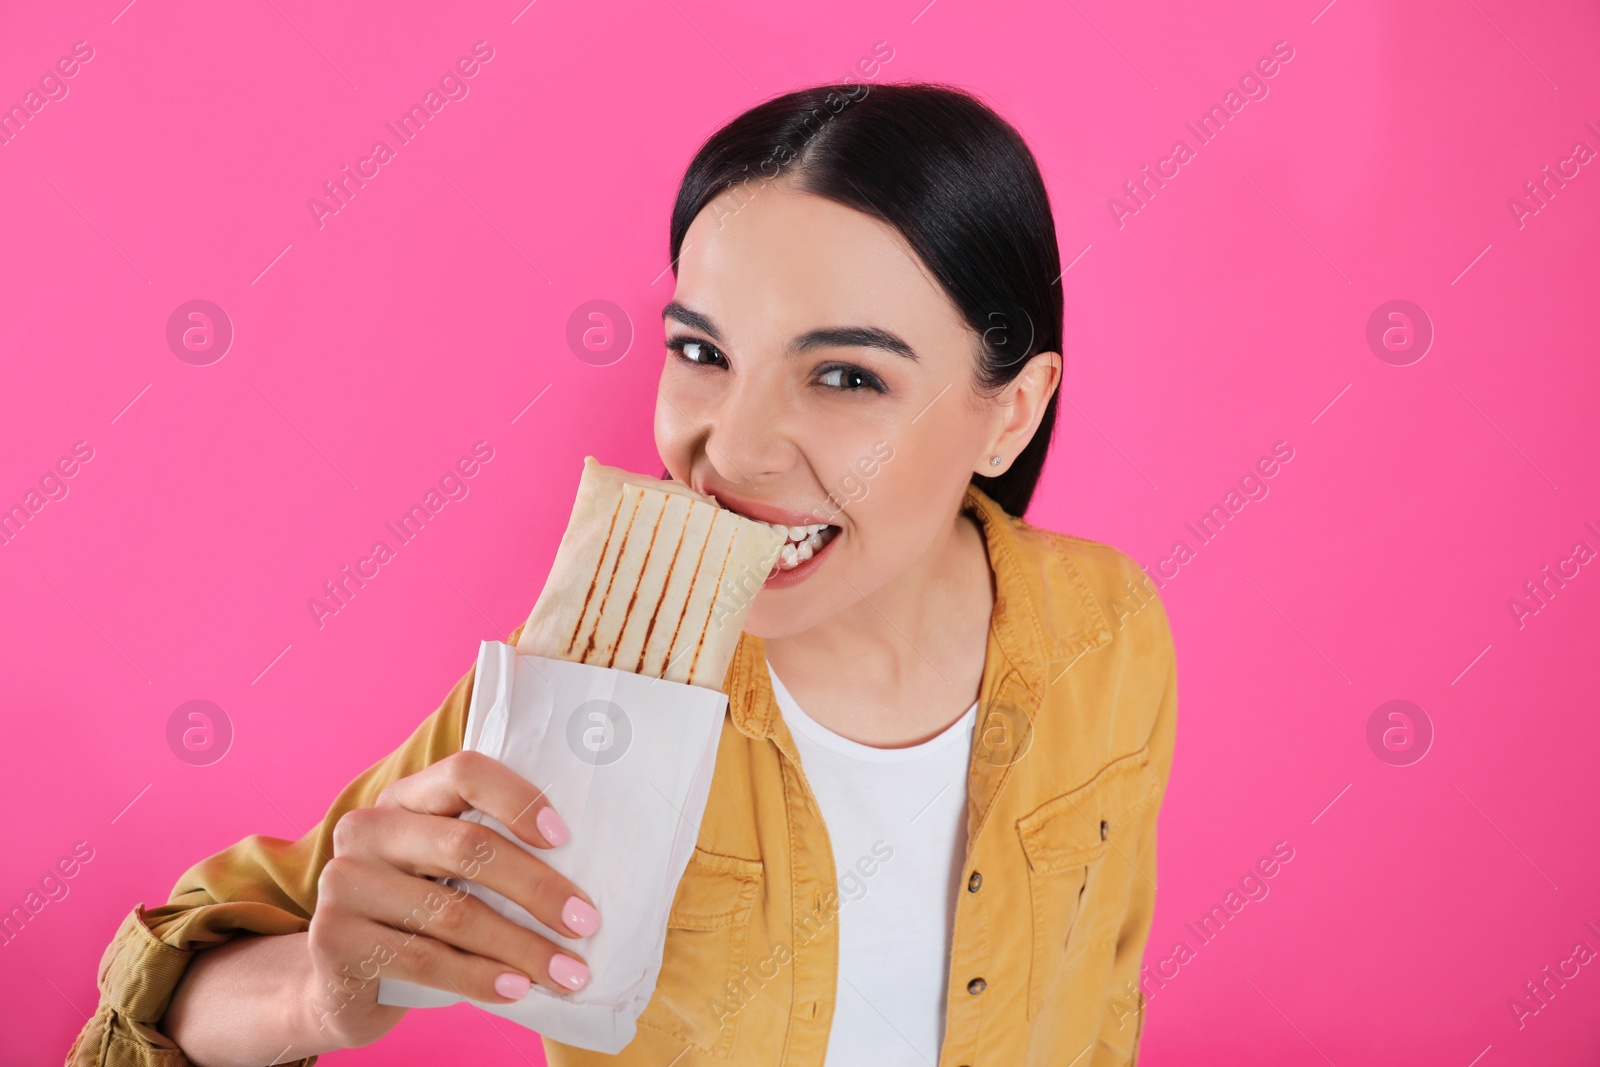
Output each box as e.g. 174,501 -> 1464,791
766,659 -> 977,1066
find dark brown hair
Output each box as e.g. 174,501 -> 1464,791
667,81 -> 1064,516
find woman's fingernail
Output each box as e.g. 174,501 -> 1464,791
549,954 -> 590,991
563,896 -> 601,937
494,972 -> 532,1000
535,806 -> 569,847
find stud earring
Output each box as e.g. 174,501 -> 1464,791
989,455 -> 1002,467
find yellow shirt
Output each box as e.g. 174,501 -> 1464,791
66,482 -> 1177,1067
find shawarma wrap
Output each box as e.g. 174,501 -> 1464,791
516,457 -> 785,689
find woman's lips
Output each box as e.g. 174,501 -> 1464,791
762,524 -> 841,588
704,489 -> 836,529
700,488 -> 842,589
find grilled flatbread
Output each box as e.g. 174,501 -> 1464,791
517,457 -> 785,688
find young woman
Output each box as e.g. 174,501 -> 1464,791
69,82 -> 1177,1067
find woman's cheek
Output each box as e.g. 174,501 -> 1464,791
653,379 -> 702,470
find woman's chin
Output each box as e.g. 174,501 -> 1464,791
740,602 -> 789,641
740,597 -> 816,642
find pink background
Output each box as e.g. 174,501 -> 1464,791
3,0 -> 1598,1063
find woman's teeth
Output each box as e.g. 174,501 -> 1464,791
762,522 -> 838,571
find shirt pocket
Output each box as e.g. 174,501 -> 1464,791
1016,747 -> 1155,1021
636,845 -> 764,1057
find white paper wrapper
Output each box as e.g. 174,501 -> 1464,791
376,640 -> 728,1053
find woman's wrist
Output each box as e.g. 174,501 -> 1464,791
286,934 -> 346,1060
160,931 -> 343,1067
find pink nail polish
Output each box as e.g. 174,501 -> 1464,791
549,954 -> 590,991
494,972 -> 531,1000
563,895 -> 601,937
536,806 -> 569,847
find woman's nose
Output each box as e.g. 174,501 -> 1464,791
702,375 -> 796,487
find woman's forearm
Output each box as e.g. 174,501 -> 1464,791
159,931 -> 338,1067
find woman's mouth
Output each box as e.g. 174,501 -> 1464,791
704,491 -> 842,587
759,521 -> 841,586
763,522 -> 840,572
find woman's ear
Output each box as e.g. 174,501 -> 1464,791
979,350 -> 1062,475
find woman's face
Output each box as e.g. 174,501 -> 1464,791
654,178 -> 1046,640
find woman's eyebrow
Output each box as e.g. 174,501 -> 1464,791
662,302 -> 919,362
791,325 -> 919,362
662,301 -> 723,342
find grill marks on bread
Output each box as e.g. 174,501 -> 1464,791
520,456 -> 784,688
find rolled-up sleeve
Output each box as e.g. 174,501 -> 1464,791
64,626 -> 524,1066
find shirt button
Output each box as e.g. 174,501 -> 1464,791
1100,819 -> 1108,840
967,871 -> 982,892
967,977 -> 987,994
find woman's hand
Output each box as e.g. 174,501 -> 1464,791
304,749 -> 599,1049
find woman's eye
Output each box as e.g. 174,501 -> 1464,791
668,337 -> 726,368
817,365 -> 885,392
668,340 -> 883,393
